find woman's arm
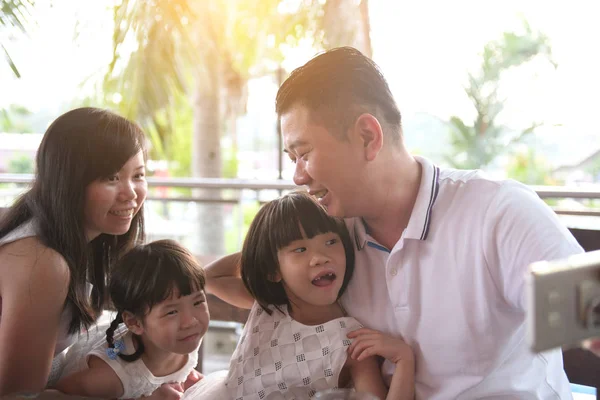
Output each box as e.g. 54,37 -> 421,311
347,328 -> 415,400
0,238 -> 70,395
53,356 -> 124,398
205,252 -> 253,309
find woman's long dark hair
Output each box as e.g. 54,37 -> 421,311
0,107 -> 147,333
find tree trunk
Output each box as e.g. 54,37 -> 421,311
322,0 -> 372,57
192,58 -> 224,257
358,0 -> 373,58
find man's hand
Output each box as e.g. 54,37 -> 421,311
347,328 -> 414,364
582,338 -> 600,357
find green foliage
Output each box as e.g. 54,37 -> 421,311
7,153 -> 33,173
224,200 -> 262,253
584,156 -> 600,182
505,148 -> 557,185
0,104 -> 33,132
1,0 -> 34,77
445,20 -> 555,170
102,0 -> 339,179
222,146 -> 239,179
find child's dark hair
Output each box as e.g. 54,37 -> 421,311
241,191 -> 355,314
105,240 -> 206,362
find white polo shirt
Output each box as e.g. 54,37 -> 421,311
341,156 -> 583,399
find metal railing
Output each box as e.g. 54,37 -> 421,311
2,173 -> 600,216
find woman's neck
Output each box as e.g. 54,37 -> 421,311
137,336 -> 188,377
288,301 -> 345,326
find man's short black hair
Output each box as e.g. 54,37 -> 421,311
276,46 -> 402,143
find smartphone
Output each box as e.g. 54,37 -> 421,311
527,249 -> 600,353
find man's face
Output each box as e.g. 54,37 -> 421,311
281,104 -> 365,217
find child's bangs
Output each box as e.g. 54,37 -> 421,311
268,193 -> 338,251
144,254 -> 206,312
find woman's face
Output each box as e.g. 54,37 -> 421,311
83,151 -> 147,241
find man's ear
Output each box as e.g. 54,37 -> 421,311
122,311 -> 144,335
354,113 -> 383,161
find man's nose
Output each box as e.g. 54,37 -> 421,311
293,160 -> 310,186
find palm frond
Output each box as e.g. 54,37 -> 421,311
1,0 -> 34,77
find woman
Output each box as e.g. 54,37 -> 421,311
0,107 -> 147,395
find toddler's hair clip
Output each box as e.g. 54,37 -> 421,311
106,339 -> 126,360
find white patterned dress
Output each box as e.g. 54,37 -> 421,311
60,322 -> 199,399
226,302 -> 362,400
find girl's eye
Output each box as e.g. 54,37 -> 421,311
194,300 -> 205,307
293,247 -> 306,253
326,238 -> 338,246
165,310 -> 177,316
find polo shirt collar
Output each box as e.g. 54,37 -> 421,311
353,156 -> 440,250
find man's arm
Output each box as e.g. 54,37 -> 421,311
205,252 -> 254,309
482,182 -> 583,311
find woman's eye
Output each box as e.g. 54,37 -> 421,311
106,175 -> 119,182
134,173 -> 145,179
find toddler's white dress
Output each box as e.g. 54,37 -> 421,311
60,322 -> 199,399
226,302 -> 362,400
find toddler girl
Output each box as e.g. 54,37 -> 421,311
54,240 -> 209,399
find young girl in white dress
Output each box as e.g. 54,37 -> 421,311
53,240 -> 209,399
212,191 -> 414,400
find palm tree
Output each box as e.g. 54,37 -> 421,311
104,0 -> 371,255
321,0 -> 372,57
445,20 -> 556,170
1,0 -> 34,78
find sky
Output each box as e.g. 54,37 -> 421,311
1,0 -> 599,167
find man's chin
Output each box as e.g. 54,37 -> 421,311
324,205 -> 346,218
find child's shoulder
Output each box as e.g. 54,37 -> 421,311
321,316 -> 363,331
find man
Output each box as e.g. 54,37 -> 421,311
207,47 -> 583,399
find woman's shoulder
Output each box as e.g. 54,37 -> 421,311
0,235 -> 70,288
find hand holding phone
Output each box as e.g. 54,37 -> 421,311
527,250 -> 600,352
